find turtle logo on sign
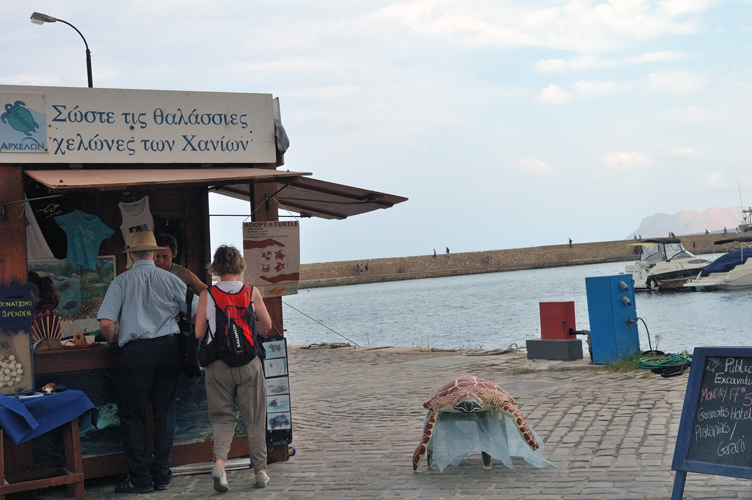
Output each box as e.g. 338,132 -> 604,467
258,248 -> 288,279
0,97 -> 47,153
2,101 -> 39,136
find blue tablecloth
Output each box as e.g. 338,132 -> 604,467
0,390 -> 97,445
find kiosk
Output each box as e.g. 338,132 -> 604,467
0,84 -> 406,479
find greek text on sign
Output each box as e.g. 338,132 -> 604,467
243,221 -> 300,298
0,85 -> 276,163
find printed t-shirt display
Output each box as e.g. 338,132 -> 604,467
54,210 -> 115,270
119,196 -> 154,264
119,196 -> 154,247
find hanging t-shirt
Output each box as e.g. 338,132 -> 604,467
119,196 -> 154,248
24,199 -> 55,262
54,210 -> 115,270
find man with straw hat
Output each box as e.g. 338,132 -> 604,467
98,231 -> 197,494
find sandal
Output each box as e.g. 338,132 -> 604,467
114,479 -> 153,494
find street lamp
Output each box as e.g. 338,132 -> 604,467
30,12 -> 93,88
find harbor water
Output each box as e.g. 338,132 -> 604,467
282,259 -> 752,355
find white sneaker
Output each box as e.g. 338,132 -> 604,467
255,470 -> 270,488
212,463 -> 229,493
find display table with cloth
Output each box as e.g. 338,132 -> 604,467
426,410 -> 552,472
0,390 -> 97,500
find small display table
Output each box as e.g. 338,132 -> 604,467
0,390 -> 96,500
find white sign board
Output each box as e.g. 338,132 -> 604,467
243,221 -> 300,298
0,85 -> 276,163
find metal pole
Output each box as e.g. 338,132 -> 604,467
56,19 -> 93,88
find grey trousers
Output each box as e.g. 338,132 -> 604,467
205,357 -> 267,471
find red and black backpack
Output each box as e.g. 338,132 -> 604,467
208,284 -> 266,367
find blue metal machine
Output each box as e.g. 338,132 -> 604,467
585,275 -> 640,363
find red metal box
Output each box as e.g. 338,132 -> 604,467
539,301 -> 576,340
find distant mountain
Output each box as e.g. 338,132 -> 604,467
627,207 -> 745,238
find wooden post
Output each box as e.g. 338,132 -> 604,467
249,182 -> 284,336
0,166 -> 27,284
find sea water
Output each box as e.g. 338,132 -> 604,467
282,259 -> 752,355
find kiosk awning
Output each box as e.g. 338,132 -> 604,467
215,177 -> 408,220
24,168 -> 408,220
24,168 -> 309,191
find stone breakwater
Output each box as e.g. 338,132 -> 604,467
300,234 -> 721,288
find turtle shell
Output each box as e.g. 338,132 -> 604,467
423,375 -> 515,412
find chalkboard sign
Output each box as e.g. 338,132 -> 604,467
671,347 -> 752,500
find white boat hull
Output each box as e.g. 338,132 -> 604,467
685,261 -> 752,291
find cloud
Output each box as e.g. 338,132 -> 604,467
647,69 -> 710,94
518,158 -> 554,176
672,147 -> 709,160
659,0 -> 723,17
603,151 -> 655,168
572,80 -> 633,97
535,84 -> 571,104
535,51 -> 691,73
705,171 -> 726,189
373,0 -> 709,53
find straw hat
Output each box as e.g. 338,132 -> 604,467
122,231 -> 165,253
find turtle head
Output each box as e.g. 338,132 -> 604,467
452,390 -> 483,413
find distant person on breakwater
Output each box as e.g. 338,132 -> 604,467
365,263 -> 369,273
446,247 -> 450,255
724,227 -> 728,235
569,238 -> 572,248
433,249 -> 437,258
705,229 -> 709,234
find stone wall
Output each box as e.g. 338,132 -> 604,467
299,233 -> 721,288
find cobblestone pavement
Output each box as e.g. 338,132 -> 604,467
33,347 -> 752,499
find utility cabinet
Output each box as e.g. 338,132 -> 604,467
539,301 -> 576,340
585,275 -> 640,364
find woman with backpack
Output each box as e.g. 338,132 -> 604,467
194,245 -> 272,493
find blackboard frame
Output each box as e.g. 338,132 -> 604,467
671,346 -> 752,499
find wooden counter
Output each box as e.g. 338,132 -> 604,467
29,344 -> 259,479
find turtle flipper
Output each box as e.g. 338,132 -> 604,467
412,411 -> 437,470
500,402 -> 539,451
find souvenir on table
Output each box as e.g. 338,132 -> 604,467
0,280 -> 36,395
27,271 -> 62,351
54,210 -> 115,271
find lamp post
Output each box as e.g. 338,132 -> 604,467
30,12 -> 93,88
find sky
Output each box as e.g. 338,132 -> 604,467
2,1 -> 750,263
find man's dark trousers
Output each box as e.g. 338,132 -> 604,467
115,335 -> 180,489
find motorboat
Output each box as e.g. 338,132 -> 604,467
684,236 -> 752,291
625,237 -> 710,292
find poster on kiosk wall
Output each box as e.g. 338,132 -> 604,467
242,221 -> 300,298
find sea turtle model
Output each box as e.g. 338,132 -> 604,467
1,101 -> 40,136
412,376 -> 539,470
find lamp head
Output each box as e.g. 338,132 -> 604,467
30,12 -> 58,25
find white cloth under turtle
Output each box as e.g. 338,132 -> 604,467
426,410 -> 552,472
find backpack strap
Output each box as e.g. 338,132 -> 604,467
185,288 -> 194,318
178,287 -> 194,331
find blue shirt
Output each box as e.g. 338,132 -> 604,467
97,260 -> 197,347
54,210 -> 115,271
